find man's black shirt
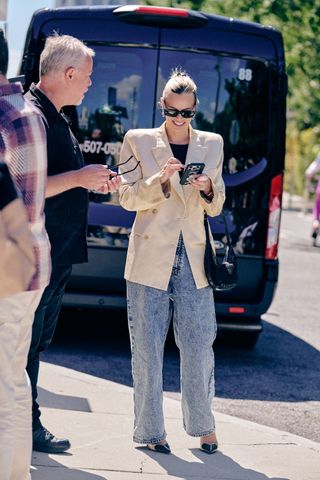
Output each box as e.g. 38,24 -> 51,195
25,84 -> 88,266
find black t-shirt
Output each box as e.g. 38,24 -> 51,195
0,163 -> 17,209
170,143 -> 189,178
25,84 -> 88,266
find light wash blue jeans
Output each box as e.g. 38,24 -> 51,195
127,236 -> 217,444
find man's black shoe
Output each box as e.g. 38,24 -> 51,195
33,426 -> 71,453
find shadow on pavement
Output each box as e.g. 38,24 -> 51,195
43,309 -> 320,403
31,454 -> 105,479
139,447 -> 290,480
38,387 -> 91,412
214,320 -> 320,402
30,448 -> 290,480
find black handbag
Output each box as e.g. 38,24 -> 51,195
204,211 -> 238,291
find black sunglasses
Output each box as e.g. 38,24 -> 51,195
107,155 -> 140,176
163,107 -> 196,119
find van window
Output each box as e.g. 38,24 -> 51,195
70,45 -> 157,206
155,50 -> 269,175
75,45 -> 157,161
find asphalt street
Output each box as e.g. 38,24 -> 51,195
43,207 -> 320,443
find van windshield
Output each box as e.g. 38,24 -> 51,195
70,44 -> 270,256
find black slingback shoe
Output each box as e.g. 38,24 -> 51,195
147,442 -> 171,454
200,442 -> 218,454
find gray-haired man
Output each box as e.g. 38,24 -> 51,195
25,34 -> 121,453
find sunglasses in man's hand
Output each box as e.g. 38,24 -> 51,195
106,155 -> 141,176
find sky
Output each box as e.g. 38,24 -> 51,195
1,0 -> 55,78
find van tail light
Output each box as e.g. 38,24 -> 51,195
229,307 -> 245,314
122,6 -> 189,18
265,173 -> 283,260
113,5 -> 208,27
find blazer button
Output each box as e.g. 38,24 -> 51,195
144,235 -> 149,240
152,208 -> 157,214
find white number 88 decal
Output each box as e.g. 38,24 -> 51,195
238,68 -> 252,81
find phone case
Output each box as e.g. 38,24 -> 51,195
180,163 -> 205,185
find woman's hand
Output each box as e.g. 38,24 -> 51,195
160,157 -> 183,184
188,174 -> 213,196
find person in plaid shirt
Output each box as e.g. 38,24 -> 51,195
0,28 -> 51,480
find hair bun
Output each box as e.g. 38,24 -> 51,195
171,67 -> 187,78
161,67 -> 198,104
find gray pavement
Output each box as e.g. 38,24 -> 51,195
31,362 -> 320,480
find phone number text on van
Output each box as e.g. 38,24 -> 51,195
80,140 -> 122,156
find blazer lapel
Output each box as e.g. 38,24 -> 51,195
183,127 -> 208,204
152,123 -> 185,204
151,124 -> 171,169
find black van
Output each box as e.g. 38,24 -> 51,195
20,5 -> 287,346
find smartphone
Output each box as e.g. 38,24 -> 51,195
180,163 -> 205,185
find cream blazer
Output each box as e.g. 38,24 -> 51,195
119,123 -> 225,290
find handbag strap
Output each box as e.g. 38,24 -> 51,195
204,210 -> 233,247
204,211 -> 211,244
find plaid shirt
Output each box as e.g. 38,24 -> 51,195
0,82 -> 51,290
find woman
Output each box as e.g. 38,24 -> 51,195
119,69 -> 225,454
305,154 -> 320,246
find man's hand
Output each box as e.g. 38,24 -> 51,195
46,165 -> 121,198
76,164 -> 114,191
95,173 -> 122,194
160,157 -> 183,184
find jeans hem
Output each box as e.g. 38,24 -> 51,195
186,428 -> 215,438
133,434 -> 167,444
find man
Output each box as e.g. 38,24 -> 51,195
0,28 -> 51,480
25,34 -> 121,454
